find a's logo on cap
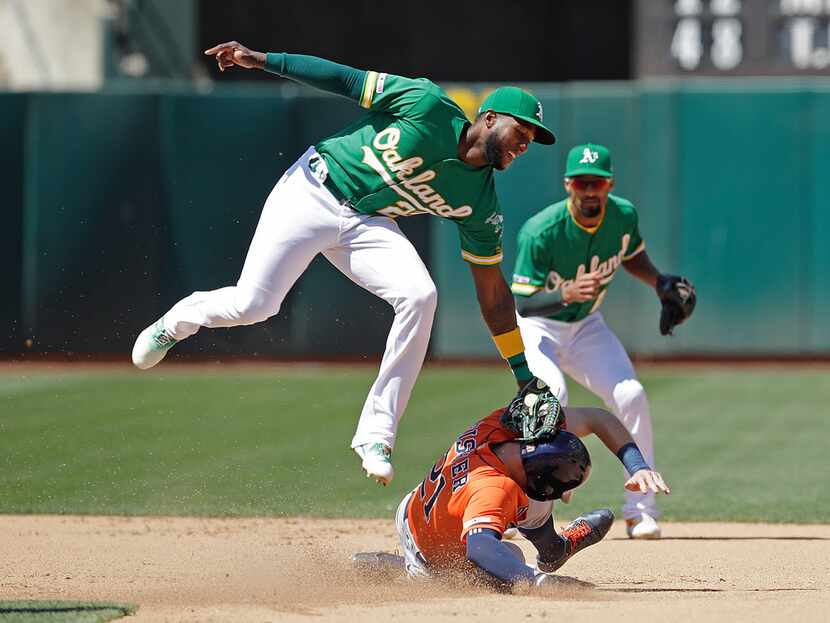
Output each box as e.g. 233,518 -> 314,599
536,101 -> 543,121
579,148 -> 599,164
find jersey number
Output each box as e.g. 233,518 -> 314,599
419,452 -> 447,524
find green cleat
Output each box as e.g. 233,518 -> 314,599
131,317 -> 178,370
354,442 -> 394,486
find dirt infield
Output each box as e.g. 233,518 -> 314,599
1,516 -> 827,622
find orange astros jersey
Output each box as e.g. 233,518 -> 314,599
406,409 -> 529,568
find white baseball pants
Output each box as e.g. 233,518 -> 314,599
395,492 -> 431,578
517,312 -> 657,520
161,147 -> 437,450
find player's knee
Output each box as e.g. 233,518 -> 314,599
526,363 -> 568,405
535,374 -> 567,405
501,540 -> 526,563
400,281 -> 438,317
232,286 -> 279,325
543,375 -> 568,406
611,379 -> 649,418
420,283 -> 438,314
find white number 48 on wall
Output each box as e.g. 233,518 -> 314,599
671,0 -> 743,71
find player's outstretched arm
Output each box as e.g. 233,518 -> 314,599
205,42 -> 366,102
470,264 -> 534,388
565,406 -> 670,495
564,406 -> 632,451
565,406 -> 638,453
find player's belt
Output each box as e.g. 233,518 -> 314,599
323,175 -> 351,207
309,152 -> 352,207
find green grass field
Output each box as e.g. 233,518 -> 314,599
0,601 -> 135,623
0,364 -> 827,523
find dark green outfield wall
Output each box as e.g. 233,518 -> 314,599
1,82 -> 827,357
434,81 -> 830,356
0,94 -> 25,353
3,88 -> 401,357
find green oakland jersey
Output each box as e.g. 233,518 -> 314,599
317,71 -> 503,265
511,195 -> 645,322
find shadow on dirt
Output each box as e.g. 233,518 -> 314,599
602,587 -> 819,593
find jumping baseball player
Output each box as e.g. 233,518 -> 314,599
394,382 -> 670,588
131,42 -> 557,486
510,143 -> 696,539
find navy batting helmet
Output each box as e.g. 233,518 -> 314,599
520,431 -> 591,501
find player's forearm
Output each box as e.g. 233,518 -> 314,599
470,264 -> 533,384
470,264 -> 517,335
568,407 -> 651,474
478,289 -> 518,335
264,53 -> 366,101
622,250 -> 660,288
514,290 -> 567,318
575,407 -> 636,454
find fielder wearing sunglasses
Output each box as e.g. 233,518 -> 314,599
509,142 -> 697,540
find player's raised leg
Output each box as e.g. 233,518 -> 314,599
132,148 -> 340,369
323,213 -> 437,485
558,312 -> 660,538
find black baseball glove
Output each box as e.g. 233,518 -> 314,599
500,377 -> 564,441
656,274 -> 696,336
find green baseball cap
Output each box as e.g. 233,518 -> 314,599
477,87 -> 556,145
565,143 -> 613,177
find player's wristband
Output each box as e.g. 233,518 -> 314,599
616,442 -> 650,475
506,352 -> 533,384
492,327 -> 524,358
492,329 -> 533,383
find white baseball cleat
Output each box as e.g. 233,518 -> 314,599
131,317 -> 178,370
625,512 -> 661,540
354,443 -> 394,486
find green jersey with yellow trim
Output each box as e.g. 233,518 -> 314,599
316,71 -> 503,265
511,194 -> 645,322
